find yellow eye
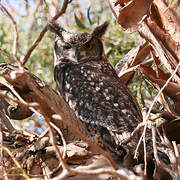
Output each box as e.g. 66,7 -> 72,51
83,43 -> 92,50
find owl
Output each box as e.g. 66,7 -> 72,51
48,22 -> 143,161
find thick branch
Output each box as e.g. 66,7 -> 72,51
0,63 -> 117,169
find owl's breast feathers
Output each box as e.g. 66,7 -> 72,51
54,58 -> 142,156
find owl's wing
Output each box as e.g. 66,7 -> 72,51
86,72 -> 142,131
54,65 -> 66,96
88,72 -> 142,153
69,66 -> 142,136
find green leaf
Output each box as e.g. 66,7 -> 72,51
74,13 -> 86,29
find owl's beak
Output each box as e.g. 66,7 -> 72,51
67,49 -> 78,63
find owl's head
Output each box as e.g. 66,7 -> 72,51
48,22 -> 109,66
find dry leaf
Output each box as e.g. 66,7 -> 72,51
140,65 -> 157,80
151,51 -> 170,80
109,0 -> 153,32
153,0 -> 180,56
115,41 -> 151,84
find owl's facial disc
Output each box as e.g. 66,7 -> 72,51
50,22 -> 109,65
54,39 -> 78,66
54,37 -> 95,65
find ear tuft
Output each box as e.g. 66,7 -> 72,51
91,21 -> 109,38
48,21 -> 65,37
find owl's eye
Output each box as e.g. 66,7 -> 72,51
83,42 -> 92,50
63,45 -> 71,50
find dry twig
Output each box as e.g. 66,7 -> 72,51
151,123 -> 160,164
0,145 -> 29,179
122,122 -> 144,145
152,124 -> 176,178
0,77 -> 39,116
44,115 -> 69,173
50,122 -> 67,159
135,61 -> 180,169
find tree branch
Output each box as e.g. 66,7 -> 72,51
22,0 -> 69,66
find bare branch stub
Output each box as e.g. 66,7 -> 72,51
0,110 -> 15,133
0,94 -> 33,120
22,0 -> 69,66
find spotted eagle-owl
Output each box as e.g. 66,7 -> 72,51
48,22 -> 143,161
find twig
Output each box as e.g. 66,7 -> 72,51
27,107 -> 69,178
146,60 -> 180,129
118,58 -> 153,78
0,76 -> 40,116
0,145 -> 29,179
0,3 -> 20,64
26,0 -> 43,48
134,109 -> 148,169
54,166 -> 142,180
0,91 -> 38,110
140,80 -> 145,107
143,129 -> 147,175
22,0 -> 69,66
0,91 -> 35,120
151,123 -> 160,164
43,115 -> 68,170
152,123 -> 176,178
135,61 -> 180,167
156,127 -> 165,144
161,126 -> 174,151
122,122 -> 144,145
151,114 -> 163,122
50,122 -> 67,159
150,109 -> 177,121
38,111 -> 72,180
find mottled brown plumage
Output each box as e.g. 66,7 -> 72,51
49,22 -> 143,161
